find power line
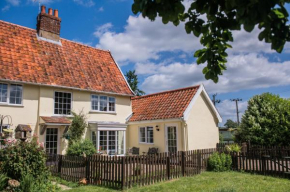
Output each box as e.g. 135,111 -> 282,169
230,98 -> 242,126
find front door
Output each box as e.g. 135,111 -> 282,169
166,125 -> 178,153
46,128 -> 58,154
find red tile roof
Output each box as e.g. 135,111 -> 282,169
40,116 -> 71,124
129,85 -> 200,122
0,20 -> 134,96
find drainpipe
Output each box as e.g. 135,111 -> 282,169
181,117 -> 187,151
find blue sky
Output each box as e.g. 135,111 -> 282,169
1,0 -> 290,125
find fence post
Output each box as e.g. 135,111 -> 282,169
181,151 -> 185,176
58,155 -> 62,174
262,155 -> 266,175
85,156 -> 90,183
197,150 -> 202,173
121,157 -> 125,190
166,155 -> 170,180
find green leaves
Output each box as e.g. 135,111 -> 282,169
131,0 -> 290,82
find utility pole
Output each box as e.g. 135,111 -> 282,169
212,93 -> 221,106
230,98 -> 242,126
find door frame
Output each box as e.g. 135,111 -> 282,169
165,123 -> 178,152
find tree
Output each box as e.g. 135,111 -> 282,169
224,119 -> 238,129
67,111 -> 87,146
132,0 -> 290,82
125,70 -> 145,96
235,93 -> 290,146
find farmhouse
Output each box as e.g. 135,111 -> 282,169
0,6 -> 221,155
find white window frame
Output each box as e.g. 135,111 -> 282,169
91,130 -> 126,156
0,83 -> 23,106
139,126 -> 154,144
90,94 -> 116,113
45,127 -> 59,154
53,91 -> 73,116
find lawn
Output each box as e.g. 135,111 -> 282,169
66,171 -> 290,192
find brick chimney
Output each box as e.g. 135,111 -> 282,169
36,5 -> 61,42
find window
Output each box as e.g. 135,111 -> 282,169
9,84 -> 22,105
0,83 -> 22,105
54,91 -> 72,115
0,83 -> 8,103
92,130 -> 125,155
139,127 -> 154,144
91,95 -> 116,112
100,96 -> 107,111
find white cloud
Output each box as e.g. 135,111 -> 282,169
94,23 -> 113,38
1,5 -> 10,12
96,15 -> 276,64
98,6 -> 104,12
139,53 -> 290,94
217,99 -> 248,125
73,0 -> 95,7
6,0 -> 20,6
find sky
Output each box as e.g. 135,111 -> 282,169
1,0 -> 290,126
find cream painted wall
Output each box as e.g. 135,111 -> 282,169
186,92 -> 219,150
0,84 -> 39,137
0,82 -> 132,154
127,121 -> 184,154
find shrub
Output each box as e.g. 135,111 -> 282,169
20,173 -> 59,192
225,144 -> 241,153
0,173 -> 8,191
67,111 -> 88,146
66,139 -> 96,156
0,135 -> 48,181
208,152 -> 232,172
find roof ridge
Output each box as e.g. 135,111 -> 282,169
0,19 -> 110,53
132,84 -> 201,100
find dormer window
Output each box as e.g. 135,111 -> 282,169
91,95 -> 116,112
0,83 -> 23,105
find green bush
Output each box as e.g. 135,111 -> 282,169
0,173 -> 8,191
0,135 -> 49,181
66,139 -> 96,156
19,173 -> 59,192
225,144 -> 241,153
208,152 -> 232,172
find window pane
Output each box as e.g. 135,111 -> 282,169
147,127 -> 154,143
117,131 -> 125,155
92,131 -> 97,149
139,127 -> 146,143
54,92 -> 72,115
9,84 -> 22,104
91,95 -> 99,110
0,84 -> 8,103
99,131 -> 107,151
100,96 -> 107,111
108,97 -> 115,111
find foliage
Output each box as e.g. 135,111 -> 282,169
225,144 -> 241,153
19,173 -> 59,192
66,172 -> 290,192
66,139 -> 96,156
132,0 -> 290,82
224,119 -> 238,129
67,111 -> 88,146
235,93 -> 290,145
0,135 -> 48,181
125,70 -> 145,96
219,133 -> 224,143
208,152 -> 232,172
0,173 -> 8,191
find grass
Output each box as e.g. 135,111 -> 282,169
50,176 -> 79,188
65,171 -> 290,192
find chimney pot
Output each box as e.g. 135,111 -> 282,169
54,9 -> 59,17
41,5 -> 46,13
48,8 -> 53,15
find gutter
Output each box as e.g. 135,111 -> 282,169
0,79 -> 134,97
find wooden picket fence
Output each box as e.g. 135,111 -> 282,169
46,148 -> 216,189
